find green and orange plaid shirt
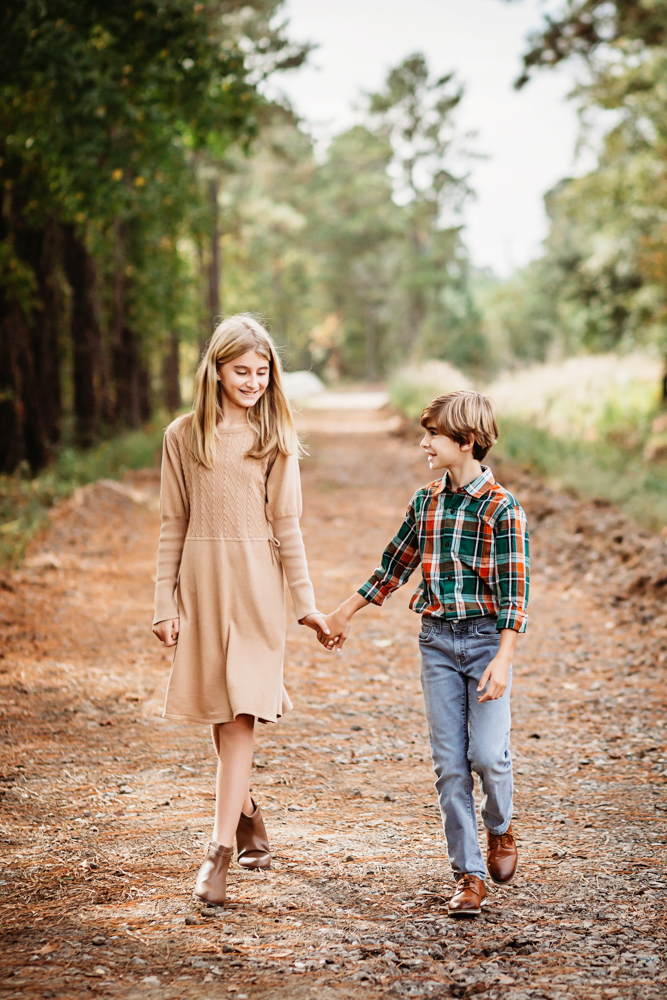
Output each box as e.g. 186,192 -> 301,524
358,466 -> 529,632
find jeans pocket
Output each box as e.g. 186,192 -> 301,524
474,620 -> 499,639
419,625 -> 435,643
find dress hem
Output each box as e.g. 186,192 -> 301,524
162,708 -> 288,726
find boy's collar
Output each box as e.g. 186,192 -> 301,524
435,465 -> 495,498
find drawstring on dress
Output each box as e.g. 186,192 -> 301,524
269,535 -> 281,565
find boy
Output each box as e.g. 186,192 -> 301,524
319,390 -> 529,916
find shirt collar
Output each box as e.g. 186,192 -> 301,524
434,465 -> 495,498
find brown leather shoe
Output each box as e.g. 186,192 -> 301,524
236,799 -> 271,870
194,842 -> 233,904
486,823 -> 518,884
447,874 -> 487,916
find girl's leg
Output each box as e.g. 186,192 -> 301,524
211,714 -> 255,846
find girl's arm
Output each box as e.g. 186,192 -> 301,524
266,451 -> 327,633
319,593 -> 369,652
153,424 -> 189,643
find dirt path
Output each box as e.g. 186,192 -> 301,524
1,410 -> 667,1000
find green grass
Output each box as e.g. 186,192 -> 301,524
495,418 -> 667,531
0,416 -> 170,568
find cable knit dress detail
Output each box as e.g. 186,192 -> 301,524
153,415 -> 317,725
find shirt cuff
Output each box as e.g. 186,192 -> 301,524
497,606 -> 528,633
357,576 -> 393,606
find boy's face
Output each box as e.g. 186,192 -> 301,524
420,423 -> 473,472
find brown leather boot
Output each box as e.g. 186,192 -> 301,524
236,798 -> 271,870
194,842 -> 233,904
448,874 -> 487,916
486,823 -> 518,884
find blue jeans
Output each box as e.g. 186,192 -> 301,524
419,614 -> 513,880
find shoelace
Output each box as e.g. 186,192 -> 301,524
490,831 -> 514,848
456,874 -> 478,891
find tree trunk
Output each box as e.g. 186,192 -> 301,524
62,224 -> 104,447
0,203 -> 61,473
208,178 -> 221,329
0,299 -> 51,473
111,216 -> 151,429
163,330 -> 181,413
364,307 -> 378,382
196,237 -> 210,360
33,218 -> 62,447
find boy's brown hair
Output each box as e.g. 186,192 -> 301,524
420,390 -> 498,461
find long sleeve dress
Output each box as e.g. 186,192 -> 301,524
152,415 -> 317,725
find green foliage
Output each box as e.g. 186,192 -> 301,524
499,1 -> 667,380
496,417 -> 667,530
509,1 -> 667,87
0,417 -> 168,567
220,54 -> 482,380
0,1 -> 309,471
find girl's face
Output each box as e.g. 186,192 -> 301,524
216,351 -> 271,409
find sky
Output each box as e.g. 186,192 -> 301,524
273,0 -> 592,278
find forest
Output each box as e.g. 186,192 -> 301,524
4,1 -> 667,523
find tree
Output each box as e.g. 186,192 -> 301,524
367,54 -> 481,368
0,0 -> 308,471
506,0 -> 667,87
500,0 -> 667,395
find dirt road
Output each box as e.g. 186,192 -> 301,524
1,406 -> 667,1000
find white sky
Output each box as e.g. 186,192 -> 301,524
274,0 -> 592,277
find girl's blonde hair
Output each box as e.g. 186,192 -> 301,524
189,313 -> 298,468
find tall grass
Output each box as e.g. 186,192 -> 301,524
487,353 -> 661,445
389,361 -> 472,421
0,418 -> 168,567
496,418 -> 667,529
390,353 -> 667,529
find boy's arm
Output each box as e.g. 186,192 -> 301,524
477,628 -> 517,702
319,503 -> 421,652
494,503 -> 529,633
476,502 -> 529,702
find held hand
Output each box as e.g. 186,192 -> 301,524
152,618 -> 180,647
318,609 -> 352,653
300,612 -> 330,636
477,654 -> 510,703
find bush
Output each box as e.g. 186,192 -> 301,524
486,352 -> 661,444
389,361 -> 472,421
496,417 -> 667,530
0,417 -> 169,567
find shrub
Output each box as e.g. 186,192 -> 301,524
389,361 -> 472,421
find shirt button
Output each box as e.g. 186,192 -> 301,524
446,604 -> 456,610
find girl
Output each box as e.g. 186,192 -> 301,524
152,314 -> 328,904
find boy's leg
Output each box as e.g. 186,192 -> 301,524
463,622 -> 514,840
419,620 -> 486,881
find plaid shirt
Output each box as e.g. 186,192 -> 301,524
358,466 -> 529,632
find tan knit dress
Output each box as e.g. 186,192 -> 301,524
152,415 -> 317,725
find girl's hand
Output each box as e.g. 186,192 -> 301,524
300,612 -> 330,637
318,609 -> 352,652
153,618 -> 180,646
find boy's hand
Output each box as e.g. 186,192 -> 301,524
477,654 -> 511,702
153,618 -> 179,647
300,612 -> 330,636
318,609 -> 352,652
